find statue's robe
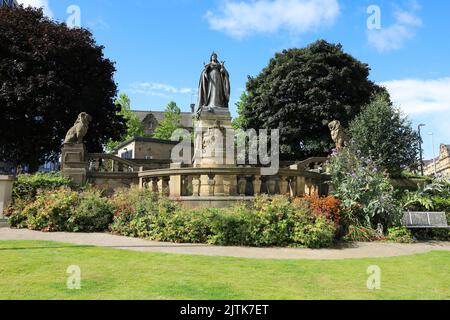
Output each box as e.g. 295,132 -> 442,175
197,63 -> 230,116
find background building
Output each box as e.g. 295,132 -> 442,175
133,110 -> 193,136
424,144 -> 450,176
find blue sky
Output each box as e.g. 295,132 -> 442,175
18,0 -> 450,159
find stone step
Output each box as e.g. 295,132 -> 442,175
0,218 -> 10,228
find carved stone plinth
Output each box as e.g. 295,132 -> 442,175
0,175 -> 15,218
194,108 -> 235,168
61,143 -> 88,185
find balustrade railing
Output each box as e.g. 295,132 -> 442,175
138,163 -> 329,198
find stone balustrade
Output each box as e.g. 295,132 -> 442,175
138,163 -> 329,201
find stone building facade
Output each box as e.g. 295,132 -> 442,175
424,144 -> 450,176
132,110 -> 193,136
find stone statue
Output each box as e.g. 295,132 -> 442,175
64,112 -> 92,144
328,120 -> 349,152
196,52 -> 230,119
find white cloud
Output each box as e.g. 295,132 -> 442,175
206,0 -> 340,38
367,4 -> 422,52
380,78 -> 450,115
17,0 -> 53,18
129,82 -> 194,98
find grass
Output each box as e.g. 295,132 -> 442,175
0,240 -> 449,300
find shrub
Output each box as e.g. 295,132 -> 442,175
294,195 -> 341,227
387,227 -> 413,243
109,187 -> 179,239
290,202 -> 336,248
161,209 -> 215,244
328,145 -> 402,230
342,225 -> 378,242
12,172 -> 73,201
109,193 -> 336,249
20,187 -> 79,232
69,189 -> 114,232
8,187 -> 114,232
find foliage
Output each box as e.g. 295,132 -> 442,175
294,195 -> 341,227
106,93 -> 148,152
402,177 -> 450,212
387,227 -> 413,243
329,145 -> 403,229
69,189 -> 115,232
11,172 -> 73,201
342,225 -> 378,242
8,187 -> 114,232
109,192 -> 337,248
236,40 -> 385,160
349,92 -> 420,177
0,6 -> 126,170
153,101 -> 183,140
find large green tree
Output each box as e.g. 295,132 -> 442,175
348,92 -> 420,177
106,93 -> 147,152
237,40 -> 385,160
0,6 -> 125,171
153,101 -> 183,140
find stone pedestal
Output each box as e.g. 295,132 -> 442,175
61,143 -> 88,185
194,108 -> 235,168
0,175 -> 15,218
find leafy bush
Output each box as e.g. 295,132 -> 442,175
294,195 -> 341,227
342,225 -> 378,242
387,227 -> 413,243
69,190 -> 114,232
8,187 -> 113,232
16,187 -> 79,232
109,192 -> 337,248
328,145 -> 402,230
12,173 -> 73,201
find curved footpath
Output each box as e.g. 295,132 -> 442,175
0,227 -> 449,260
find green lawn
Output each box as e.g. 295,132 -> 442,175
0,240 -> 448,300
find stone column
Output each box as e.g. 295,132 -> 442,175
279,176 -> 289,196
253,176 -> 262,195
200,174 -> 215,196
61,143 -> 88,185
296,176 -> 306,197
0,175 -> 15,218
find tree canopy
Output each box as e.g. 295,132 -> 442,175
348,92 -> 420,177
106,93 -> 147,152
153,101 -> 183,140
0,6 -> 125,171
237,40 -> 385,160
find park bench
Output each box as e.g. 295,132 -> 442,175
402,211 -> 450,229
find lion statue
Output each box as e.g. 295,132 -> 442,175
328,120 -> 349,152
64,112 -> 92,144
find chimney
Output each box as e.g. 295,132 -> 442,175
190,104 -> 195,114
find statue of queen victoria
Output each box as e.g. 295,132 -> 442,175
196,52 -> 230,119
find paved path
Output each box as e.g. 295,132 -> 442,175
1,227 -> 449,260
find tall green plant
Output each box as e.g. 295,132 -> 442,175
349,92 -> 420,177
329,145 -> 402,229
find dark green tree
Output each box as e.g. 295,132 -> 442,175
0,6 -> 125,171
237,40 -> 385,160
349,92 -> 420,177
153,101 -> 183,140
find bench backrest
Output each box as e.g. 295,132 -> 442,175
402,212 -> 448,228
